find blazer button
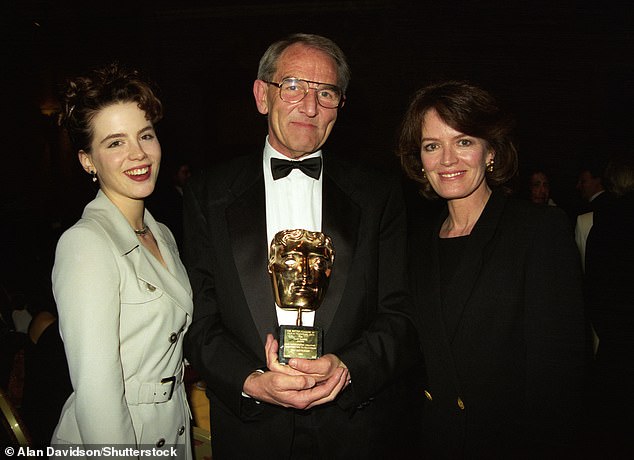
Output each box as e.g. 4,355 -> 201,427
457,397 -> 465,410
178,425 -> 185,436
424,390 -> 433,401
169,332 -> 178,343
156,438 -> 165,447
146,283 -> 156,292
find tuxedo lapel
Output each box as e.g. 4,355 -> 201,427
222,155 -> 365,343
225,163 -> 278,345
317,162 -> 359,335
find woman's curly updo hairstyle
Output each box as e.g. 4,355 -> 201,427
58,62 -> 163,153
397,81 -> 518,199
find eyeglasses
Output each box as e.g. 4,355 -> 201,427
262,77 -> 344,109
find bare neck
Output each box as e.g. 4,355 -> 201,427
102,190 -> 146,231
442,187 -> 492,238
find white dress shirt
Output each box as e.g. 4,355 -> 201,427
263,137 -> 322,327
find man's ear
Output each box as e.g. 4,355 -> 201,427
253,79 -> 270,115
78,150 -> 94,173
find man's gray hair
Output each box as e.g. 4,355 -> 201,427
257,33 -> 351,93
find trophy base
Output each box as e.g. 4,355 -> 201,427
278,325 -> 323,364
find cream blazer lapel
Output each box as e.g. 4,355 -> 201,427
82,191 -> 193,317
138,211 -> 192,317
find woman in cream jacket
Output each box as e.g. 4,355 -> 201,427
51,63 -> 192,457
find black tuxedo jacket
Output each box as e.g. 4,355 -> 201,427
585,192 -> 634,386
183,152 -> 420,459
408,191 -> 586,458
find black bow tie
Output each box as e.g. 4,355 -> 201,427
271,157 -> 322,180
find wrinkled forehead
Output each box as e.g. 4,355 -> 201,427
275,44 -> 339,86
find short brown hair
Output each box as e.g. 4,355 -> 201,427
59,62 -> 162,153
397,81 -> 518,199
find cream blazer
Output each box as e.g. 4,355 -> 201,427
51,190 -> 193,457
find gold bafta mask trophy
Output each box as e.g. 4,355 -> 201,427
268,229 -> 335,364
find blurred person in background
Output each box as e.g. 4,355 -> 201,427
584,153 -> 634,456
528,169 -> 557,206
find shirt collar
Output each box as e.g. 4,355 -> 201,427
589,190 -> 604,202
263,136 -> 323,177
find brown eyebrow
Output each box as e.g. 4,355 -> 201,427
422,134 -> 472,142
98,125 -> 154,145
98,133 -> 125,145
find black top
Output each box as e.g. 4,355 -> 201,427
438,234 -> 470,341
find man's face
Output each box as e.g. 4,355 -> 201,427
253,43 -> 339,159
529,172 -> 550,205
269,236 -> 333,310
576,170 -> 603,201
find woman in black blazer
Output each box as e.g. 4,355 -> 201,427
398,81 -> 586,458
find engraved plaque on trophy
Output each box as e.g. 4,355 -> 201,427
268,229 -> 335,364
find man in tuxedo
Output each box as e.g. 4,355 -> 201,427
575,163 -> 614,271
576,165 -> 613,214
183,33 -> 420,458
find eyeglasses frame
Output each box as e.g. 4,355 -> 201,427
262,77 -> 345,109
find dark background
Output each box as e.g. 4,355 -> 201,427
1,0 -> 632,300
